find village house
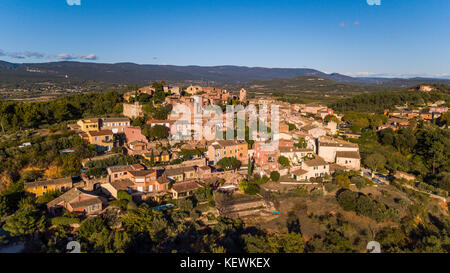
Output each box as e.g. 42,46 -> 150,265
197,165 -> 212,179
301,124 -> 326,139
325,121 -> 338,135
291,156 -> 330,181
279,146 -> 314,165
100,179 -> 134,199
100,117 -> 131,134
335,151 -> 361,171
163,85 -> 181,95
207,140 -> 248,165
124,127 -> 148,144
47,188 -> 104,216
127,141 -> 148,155
303,104 -> 326,114
429,107 -> 448,114
163,166 -> 197,182
279,122 -> 290,133
171,181 -> 202,199
185,85 -> 203,95
253,141 -> 279,172
318,141 -> 359,163
317,108 -> 334,120
107,164 -> 145,182
420,113 -> 433,120
24,177 -> 73,197
77,118 -> 99,132
143,149 -> 171,163
87,130 -> 114,152
128,169 -> 170,194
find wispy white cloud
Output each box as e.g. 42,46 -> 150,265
354,21 -> 360,26
1,49 -> 46,59
80,54 -> 98,60
0,49 -> 98,61
339,22 -> 345,28
24,51 -> 45,58
56,53 -> 77,60
57,53 -> 98,60
8,53 -> 25,59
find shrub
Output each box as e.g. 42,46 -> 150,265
178,198 -> 194,212
278,156 -> 290,167
310,188 -> 324,198
244,183 -> 260,195
109,199 -> 128,210
336,190 -> 359,211
51,217 -> 80,226
270,171 -> 280,182
127,201 -> 138,211
190,210 -> 201,219
117,190 -> 132,202
351,176 -> 366,189
324,183 -> 338,192
78,217 -> 106,239
335,174 -> 351,188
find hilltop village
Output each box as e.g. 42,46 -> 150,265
0,82 -> 448,253
22,83 -> 366,214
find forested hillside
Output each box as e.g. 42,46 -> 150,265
330,85 -> 450,113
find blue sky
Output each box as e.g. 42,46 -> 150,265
0,0 -> 449,77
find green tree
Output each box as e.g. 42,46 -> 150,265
278,156 -> 290,168
270,171 -> 280,182
149,125 -> 169,140
336,189 -> 358,211
2,205 -> 45,237
78,217 -> 107,240
364,153 -> 386,173
0,196 -> 8,220
335,174 -> 351,188
217,157 -> 241,170
288,123 -> 297,131
351,176 -> 366,189
324,115 -> 339,123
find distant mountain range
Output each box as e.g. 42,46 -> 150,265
1,60 -> 449,87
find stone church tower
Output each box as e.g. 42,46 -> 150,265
239,88 -> 247,102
